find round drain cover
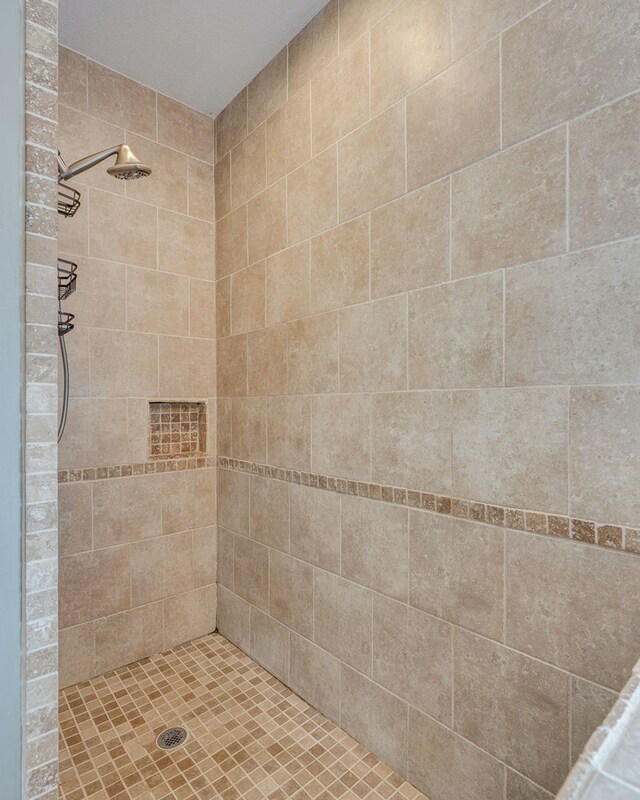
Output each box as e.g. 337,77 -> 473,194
156,726 -> 188,750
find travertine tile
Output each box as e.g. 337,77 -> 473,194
410,511 -> 504,639
506,240 -> 640,386
451,128 -> 566,278
289,484 -> 341,573
266,85 -> 311,185
339,295 -> 407,392
162,469 -> 216,534
230,124 -> 266,209
506,770 -> 554,800
249,606 -> 289,682
58,398 -> 129,469
59,482 -> 91,556
89,330 -> 158,398
371,0 -> 449,114
214,152 -> 231,219
338,103 -> 405,221
570,386 -> 640,527
158,336 -> 215,397
309,216 -> 369,314
125,132 -> 189,213
234,535 -> 269,611
341,665 -> 408,775
289,632 -> 340,722
314,569 -> 372,673
58,46 -> 87,111
570,677 -> 618,763
164,585 -> 216,649
286,311 -> 339,394
92,474 -> 162,547
339,0 -> 400,51
287,147 -> 338,244
371,391 -> 452,492
311,394 -> 371,480
93,602 -> 163,675
89,189 -> 157,268
248,179 -> 287,263
407,41 -> 500,188
217,468 -> 250,535
189,277 -> 216,339
267,396 -> 311,471
409,708 -> 505,800
248,48 -> 287,131
506,531 -> 640,689
266,242 -> 310,325
126,265 -> 189,335
217,527 -> 235,589
157,93 -> 214,162
216,205 -> 247,278
269,550 -> 314,637
452,388 -> 568,514
248,325 -> 287,395
288,0 -> 339,95
450,0 -> 543,60
87,60 -> 156,139
502,0 -> 640,145
341,496 -> 409,600
188,157 -> 214,221
217,587 -> 251,649
250,474 -> 289,551
453,628 -> 570,792
158,209 -> 215,280
311,35 -> 369,153
409,271 -> 503,389
59,623 -> 94,689
192,526 -> 217,587
216,88 -> 247,159
232,396 -> 267,462
217,333 -> 247,397
231,261 -> 266,334
570,92 -> 640,249
371,180 -> 449,299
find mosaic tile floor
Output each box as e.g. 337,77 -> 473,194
59,633 -> 428,800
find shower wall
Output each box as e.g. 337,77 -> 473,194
214,0 -> 640,798
57,47 -> 217,687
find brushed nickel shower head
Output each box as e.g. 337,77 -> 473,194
57,143 -> 152,182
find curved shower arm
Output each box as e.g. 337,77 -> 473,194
57,145 -> 121,182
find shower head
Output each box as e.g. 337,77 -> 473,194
57,144 -> 152,183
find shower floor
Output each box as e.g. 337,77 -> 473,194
58,633 -> 427,800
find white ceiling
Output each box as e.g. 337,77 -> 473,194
59,0 -> 329,117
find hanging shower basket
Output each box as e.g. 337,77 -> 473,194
57,183 -> 81,217
57,258 -> 77,300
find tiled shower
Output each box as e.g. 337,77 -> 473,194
20,0 -> 640,799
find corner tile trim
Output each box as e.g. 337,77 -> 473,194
218,457 -> 640,557
58,456 -> 215,483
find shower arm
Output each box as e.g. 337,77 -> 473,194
57,146 -> 121,182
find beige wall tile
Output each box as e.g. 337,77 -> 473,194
231,262 -> 266,334
58,187 -> 89,256
125,133 -> 188,213
188,158 -> 214,221
216,89 -> 247,160
230,124 -> 266,209
248,179 -> 287,263
214,153 -> 231,220
248,326 -> 287,396
571,677 -> 618,763
89,330 -> 158,398
216,276 -> 231,337
266,242 -> 311,325
506,771 -> 554,800
92,545 -> 131,619
217,333 -> 247,397
286,312 -> 339,394
269,551 -> 314,637
59,398 -> 130,469
59,46 -> 87,112
248,48 -> 288,131
267,396 -> 311,471
217,397 -> 232,457
232,397 -> 267,462
217,526 -> 235,589
311,35 -> 369,153
192,526 -> 217,588
163,530 -> 195,596
309,217 -> 369,314
59,482 -> 92,556
311,394 -> 371,480
289,633 -> 340,723
217,468 -> 250,535
288,0 -> 339,95
164,584 -> 216,649
87,60 -> 156,139
502,0 -> 640,145
339,294 -> 407,392
451,0 -> 542,60
338,0 -> 400,51
59,623 -> 94,688
452,388 -> 568,514
453,629 -> 570,792
371,180 -> 449,299
409,709 -> 505,800
407,41 -> 500,189
338,103 -> 405,221
130,537 -> 165,606
158,336 -> 215,397
506,240 -> 640,386
341,496 -> 409,600
371,391 -> 452,492
506,531 -> 640,689
158,209 -> 215,280
234,535 -> 269,611
287,147 -> 338,244
314,569 -> 372,673
570,92 -> 640,250
162,469 -> 216,534
266,85 -> 311,185
452,128 -> 566,278
409,271 -> 503,389
340,665 -> 408,776
62,257 -> 126,330
250,475 -> 289,551
189,278 -> 216,339
89,189 -> 157,268
94,602 -> 163,676
216,586 -> 251,651
373,594 -> 452,723
93,475 -> 162,548
157,93 -> 213,162
216,205 -> 247,279
570,387 -> 640,527
249,607 -> 289,682
289,484 -> 340,573
59,552 -> 92,627
371,0 -> 449,115
410,511 -> 505,639
127,266 -> 189,335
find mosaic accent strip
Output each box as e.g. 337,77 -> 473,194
149,401 -> 207,459
58,456 -> 215,483
218,457 -> 640,557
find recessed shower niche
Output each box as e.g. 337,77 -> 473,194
148,401 -> 207,460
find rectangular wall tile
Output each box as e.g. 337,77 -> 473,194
287,147 -> 338,245
311,394 -> 371,480
249,606 -> 289,683
289,484 -> 341,573
309,217 -> 369,315
234,536 -> 269,611
248,180 -> 287,264
250,474 -> 289,551
269,551 -> 314,637
267,396 -> 311,471
289,633 -> 341,723
286,312 -> 339,394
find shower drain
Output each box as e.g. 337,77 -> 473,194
156,726 -> 189,750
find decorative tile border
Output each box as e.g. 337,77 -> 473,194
58,456 -> 215,483
218,457 -> 640,557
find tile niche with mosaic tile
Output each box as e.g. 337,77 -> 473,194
149,401 -> 208,459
